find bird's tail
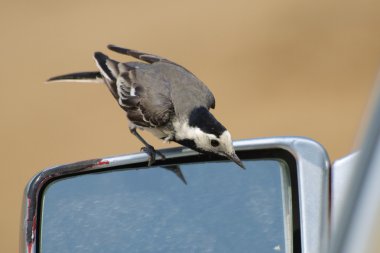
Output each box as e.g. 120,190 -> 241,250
46,52 -> 122,100
46,47 -> 140,102
46,71 -> 104,83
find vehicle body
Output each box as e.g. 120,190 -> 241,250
20,87 -> 380,253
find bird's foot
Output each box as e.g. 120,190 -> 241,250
141,145 -> 166,166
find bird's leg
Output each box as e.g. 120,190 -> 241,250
129,127 -> 165,166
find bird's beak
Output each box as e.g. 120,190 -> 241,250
225,152 -> 245,169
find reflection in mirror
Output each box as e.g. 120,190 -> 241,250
40,160 -> 292,253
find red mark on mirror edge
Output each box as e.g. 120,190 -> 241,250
96,160 -> 109,166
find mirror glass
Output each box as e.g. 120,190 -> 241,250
40,159 -> 292,253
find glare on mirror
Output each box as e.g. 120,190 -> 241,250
40,159 -> 292,253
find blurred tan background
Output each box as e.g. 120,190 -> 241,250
1,0 -> 380,251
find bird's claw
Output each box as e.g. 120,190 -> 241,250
141,145 -> 165,166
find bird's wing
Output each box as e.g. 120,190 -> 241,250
108,44 -> 216,110
94,52 -> 175,128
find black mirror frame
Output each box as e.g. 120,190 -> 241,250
21,137 -> 330,253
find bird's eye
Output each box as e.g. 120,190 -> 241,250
211,139 -> 220,147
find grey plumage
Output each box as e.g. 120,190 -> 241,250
94,49 -> 215,131
47,45 -> 244,169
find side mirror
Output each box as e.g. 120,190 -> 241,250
21,137 -> 329,253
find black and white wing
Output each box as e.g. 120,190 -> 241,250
108,45 -> 216,110
94,52 -> 175,128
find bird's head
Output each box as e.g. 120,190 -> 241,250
197,130 -> 245,169
175,107 -> 245,169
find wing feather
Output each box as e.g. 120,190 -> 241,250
94,52 -> 175,128
107,45 -> 215,110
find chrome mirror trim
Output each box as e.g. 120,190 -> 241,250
331,152 -> 360,236
21,136 -> 330,253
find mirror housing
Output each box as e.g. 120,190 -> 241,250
21,137 -> 330,253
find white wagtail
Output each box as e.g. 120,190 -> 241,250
48,45 -> 244,169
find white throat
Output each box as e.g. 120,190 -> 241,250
173,120 -> 208,143
173,120 -> 234,155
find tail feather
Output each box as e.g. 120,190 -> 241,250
108,44 -> 164,64
46,48 -> 142,103
107,44 -> 193,75
46,71 -> 103,83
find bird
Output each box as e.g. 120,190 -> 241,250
47,45 -> 245,169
